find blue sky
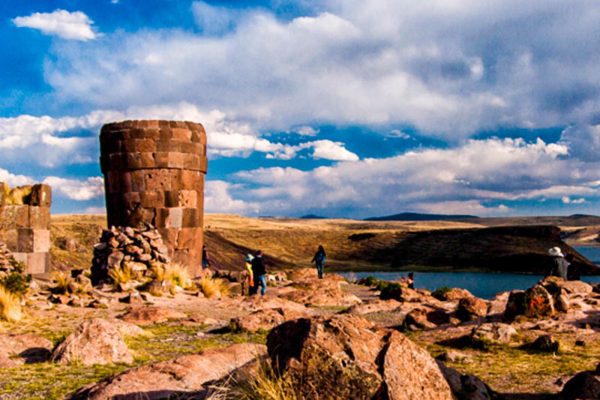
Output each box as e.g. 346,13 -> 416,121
1,0 -> 599,218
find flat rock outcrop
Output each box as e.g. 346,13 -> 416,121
266,314 -> 455,399
0,333 -> 52,368
51,318 -> 134,366
71,343 -> 266,400
120,306 -> 187,325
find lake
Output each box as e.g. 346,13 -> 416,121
341,245 -> 600,299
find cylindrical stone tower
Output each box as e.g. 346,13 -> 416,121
100,120 -> 207,275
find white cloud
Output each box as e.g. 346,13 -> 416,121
42,176 -> 104,201
562,196 -> 586,205
389,129 -> 411,139
310,140 -> 359,161
44,1 -> 600,137
204,180 -> 259,214
13,9 -> 97,41
0,168 -> 34,187
294,126 -> 319,136
226,137 -> 600,217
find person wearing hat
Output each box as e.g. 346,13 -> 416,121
548,246 -> 569,279
242,253 -> 255,296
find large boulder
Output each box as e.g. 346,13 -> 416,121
71,343 -> 266,400
230,300 -> 314,333
439,363 -> 496,400
51,318 -> 134,366
561,363 -> 600,400
266,314 -> 454,399
504,284 -> 555,320
433,287 -> 474,301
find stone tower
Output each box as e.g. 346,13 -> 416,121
100,120 -> 207,275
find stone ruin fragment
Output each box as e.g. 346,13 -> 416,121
0,182 -> 51,274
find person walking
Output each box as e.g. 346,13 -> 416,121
311,245 -> 326,279
251,250 -> 267,296
202,245 -> 210,269
243,253 -> 255,295
548,247 -> 569,279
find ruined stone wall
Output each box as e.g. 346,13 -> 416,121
100,120 -> 207,276
0,183 -> 52,274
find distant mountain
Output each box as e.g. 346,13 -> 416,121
365,212 -> 479,221
300,214 -> 328,219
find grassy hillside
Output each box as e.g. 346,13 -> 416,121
48,213 -> 598,274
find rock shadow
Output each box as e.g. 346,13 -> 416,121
19,347 -> 52,364
569,309 -> 600,332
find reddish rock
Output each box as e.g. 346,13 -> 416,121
51,318 -> 134,366
0,333 -> 52,367
266,314 -> 455,399
71,343 -> 266,400
456,297 -> 488,321
433,287 -> 474,301
346,299 -> 402,315
382,331 -> 454,399
524,284 -> 555,318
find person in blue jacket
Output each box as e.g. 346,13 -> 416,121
311,245 -> 326,279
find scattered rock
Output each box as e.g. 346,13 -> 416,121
471,323 -> 517,345
456,297 -> 488,321
266,314 -> 455,399
120,306 -> 187,325
439,363 -> 496,400
433,287 -> 474,301
0,334 -> 52,368
51,318 -> 134,366
345,299 -> 401,315
230,301 -> 314,333
436,350 -> 473,364
527,334 -> 560,353
71,343 -> 266,400
561,363 -> 600,400
403,308 -> 438,330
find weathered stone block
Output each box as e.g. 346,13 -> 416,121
12,252 -> 27,265
154,152 -> 169,168
144,170 -> 172,191
18,229 -> 50,253
29,207 -> 51,229
171,128 -> 192,141
140,191 -> 164,208
182,208 -> 198,228
164,207 -> 183,229
14,206 -> 30,228
106,171 -> 121,193
168,152 -> 185,168
1,229 -> 18,250
26,252 -> 49,274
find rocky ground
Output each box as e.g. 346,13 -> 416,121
0,266 -> 599,399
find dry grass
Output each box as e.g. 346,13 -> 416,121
210,361 -> 298,400
0,285 -> 22,322
51,271 -> 73,294
108,264 -> 132,285
198,277 -> 230,299
165,263 -> 193,289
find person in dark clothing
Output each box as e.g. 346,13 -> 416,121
251,250 -> 267,296
202,245 -> 210,269
311,245 -> 326,279
547,247 -> 569,279
565,254 -> 581,280
407,272 -> 415,289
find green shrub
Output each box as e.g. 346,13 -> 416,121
431,286 -> 452,300
0,260 -> 31,296
379,282 -> 403,301
357,276 -> 378,287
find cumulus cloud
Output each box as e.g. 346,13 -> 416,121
42,176 -> 104,201
223,137 -> 600,217
44,1 -> 600,137
13,9 -> 97,41
310,140 -> 359,161
204,180 -> 259,214
0,168 -> 34,187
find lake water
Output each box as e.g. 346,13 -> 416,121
341,246 -> 600,299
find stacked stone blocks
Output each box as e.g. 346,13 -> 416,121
0,183 -> 52,274
100,120 -> 207,276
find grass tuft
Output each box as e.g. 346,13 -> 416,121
198,277 -> 230,299
108,263 -> 132,285
51,271 -> 73,294
0,285 -> 22,322
165,262 -> 193,289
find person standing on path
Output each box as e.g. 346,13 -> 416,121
311,245 -> 326,279
251,250 -> 267,296
243,253 -> 255,295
